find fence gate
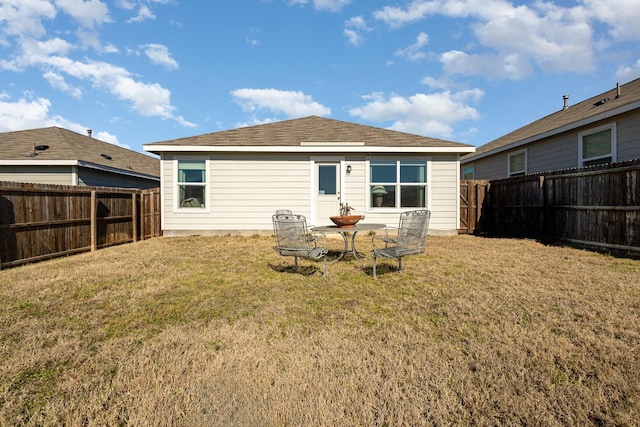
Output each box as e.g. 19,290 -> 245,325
459,180 -> 489,234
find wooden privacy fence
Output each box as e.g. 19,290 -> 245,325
478,160 -> 640,254
0,182 -> 161,269
459,180 -> 489,234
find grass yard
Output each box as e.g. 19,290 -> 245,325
0,234 -> 639,426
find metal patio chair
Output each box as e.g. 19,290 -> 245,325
275,209 -> 321,243
371,209 -> 431,279
272,213 -> 328,277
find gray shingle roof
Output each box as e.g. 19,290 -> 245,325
144,115 -> 473,149
0,127 -> 159,178
463,77 -> 640,162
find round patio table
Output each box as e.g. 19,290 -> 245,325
312,223 -> 387,264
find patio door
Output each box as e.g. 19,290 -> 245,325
315,161 -> 341,224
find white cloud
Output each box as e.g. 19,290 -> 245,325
43,70 -> 83,98
344,16 -> 370,46
54,0 -> 111,28
231,88 -> 331,118
126,4 -> 155,23
373,1 -> 437,28
349,89 -> 483,139
372,0 -> 640,79
116,0 -> 135,10
142,44 -> 178,70
0,0 -> 57,38
30,54 -> 193,126
343,29 -> 363,47
0,95 -> 55,131
583,0 -> 640,41
395,32 -> 429,62
288,0 -> 351,12
616,59 -> 640,83
440,50 -> 534,80
93,130 -> 124,146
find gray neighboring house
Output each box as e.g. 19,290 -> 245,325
0,127 -> 160,189
461,77 -> 640,180
143,116 -> 475,236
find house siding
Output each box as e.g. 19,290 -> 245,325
527,132 -> 577,173
161,152 -> 461,236
162,154 -> 312,232
78,167 -> 159,189
617,109 -> 640,161
466,109 -> 640,180
0,165 -> 74,185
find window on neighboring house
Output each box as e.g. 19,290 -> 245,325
580,126 -> 616,167
508,150 -> 526,177
462,164 -> 474,180
177,159 -> 206,208
369,159 -> 428,209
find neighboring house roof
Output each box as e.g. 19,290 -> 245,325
462,77 -> 640,163
144,115 -> 475,154
0,127 -> 160,179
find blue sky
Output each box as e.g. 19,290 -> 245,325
1,0 -> 639,155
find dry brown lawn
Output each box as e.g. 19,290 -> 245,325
0,234 -> 639,426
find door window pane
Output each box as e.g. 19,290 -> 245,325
318,165 -> 336,195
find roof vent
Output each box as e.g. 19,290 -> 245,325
615,82 -> 621,99
27,143 -> 50,157
101,153 -> 113,160
594,97 -> 610,107
87,129 -> 93,138
562,94 -> 569,110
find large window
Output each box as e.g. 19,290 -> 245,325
579,126 -> 616,167
369,160 -> 427,209
177,160 -> 206,208
508,150 -> 526,177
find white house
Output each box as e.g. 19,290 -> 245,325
143,116 -> 475,236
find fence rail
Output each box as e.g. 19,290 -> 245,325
473,159 -> 640,254
0,181 -> 161,269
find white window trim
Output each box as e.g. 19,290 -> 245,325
365,156 -> 431,213
508,149 -> 527,177
578,123 -> 617,167
173,157 -> 211,213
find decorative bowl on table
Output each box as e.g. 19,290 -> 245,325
330,215 -> 363,228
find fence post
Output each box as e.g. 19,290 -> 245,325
90,190 -> 97,251
150,190 -> 156,238
132,192 -> 138,242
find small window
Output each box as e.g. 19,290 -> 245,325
508,150 -> 526,177
580,126 -> 616,167
462,164 -> 474,180
369,159 -> 428,209
177,160 -> 206,208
